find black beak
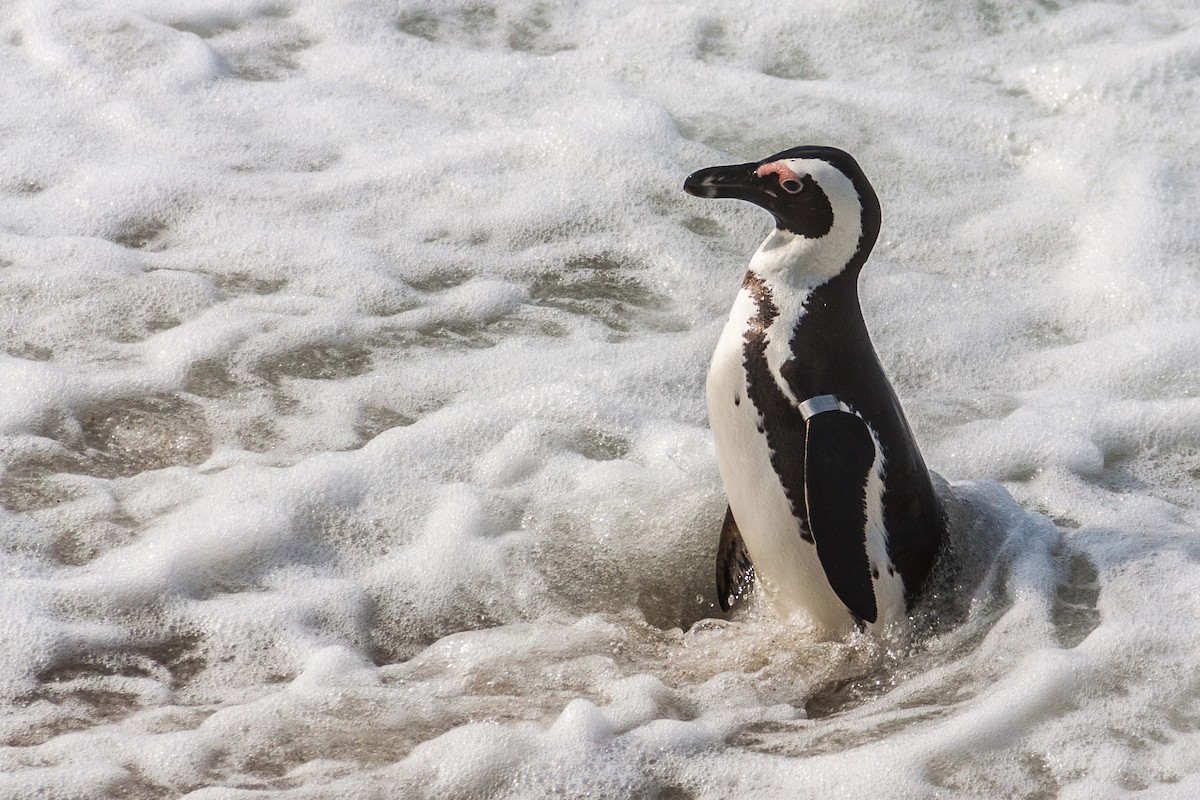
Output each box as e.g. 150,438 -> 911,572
683,161 -> 765,202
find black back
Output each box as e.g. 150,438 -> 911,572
786,270 -> 945,602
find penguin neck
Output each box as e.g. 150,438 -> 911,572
746,263 -> 867,344
744,225 -> 869,344
742,237 -> 877,408
749,223 -> 867,292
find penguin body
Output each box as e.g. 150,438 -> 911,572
684,146 -> 945,635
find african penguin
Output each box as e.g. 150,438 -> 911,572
684,146 -> 945,635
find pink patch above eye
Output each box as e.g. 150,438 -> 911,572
755,161 -> 804,186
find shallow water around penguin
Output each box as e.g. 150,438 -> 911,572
3,1 -> 1200,797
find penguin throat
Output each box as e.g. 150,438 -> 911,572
750,225 -> 862,287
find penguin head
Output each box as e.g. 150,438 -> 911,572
684,146 -> 881,281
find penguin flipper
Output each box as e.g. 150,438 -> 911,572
803,410 -> 878,624
716,505 -> 755,612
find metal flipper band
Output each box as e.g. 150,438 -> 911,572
799,394 -> 840,421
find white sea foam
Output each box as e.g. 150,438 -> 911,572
2,0 -> 1200,797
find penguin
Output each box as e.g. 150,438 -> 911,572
683,145 -> 945,635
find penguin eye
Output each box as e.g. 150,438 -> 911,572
780,178 -> 803,194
